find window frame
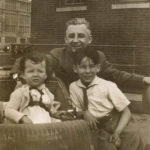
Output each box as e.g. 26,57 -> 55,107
56,0 -> 87,12
64,0 -> 86,6
112,0 -> 150,9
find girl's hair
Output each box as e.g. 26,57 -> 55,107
73,47 -> 100,65
20,50 -> 52,80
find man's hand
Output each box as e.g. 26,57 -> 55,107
109,131 -> 121,147
83,111 -> 98,131
19,116 -> 33,124
143,77 -> 150,85
50,110 -> 75,120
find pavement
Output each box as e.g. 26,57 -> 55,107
124,93 -> 150,146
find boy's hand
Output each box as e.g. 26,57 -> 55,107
19,116 -> 33,124
109,132 -> 121,147
83,111 -> 98,131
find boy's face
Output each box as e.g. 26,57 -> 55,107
22,59 -> 47,88
65,24 -> 92,52
73,57 -> 100,86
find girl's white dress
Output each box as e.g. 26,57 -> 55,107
22,86 -> 60,124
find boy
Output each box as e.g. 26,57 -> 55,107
69,48 -> 145,150
5,52 -> 60,124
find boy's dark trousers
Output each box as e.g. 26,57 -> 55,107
93,110 -> 145,150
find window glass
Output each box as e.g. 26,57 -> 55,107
5,13 -> 17,33
19,1 -> 31,12
58,0 -> 86,7
19,15 -> 30,33
5,37 -> 16,43
5,0 -> 16,10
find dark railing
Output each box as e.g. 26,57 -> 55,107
8,43 -> 150,76
0,43 -> 149,76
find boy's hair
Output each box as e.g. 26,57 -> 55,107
65,18 -> 92,36
20,50 -> 52,80
73,47 -> 100,65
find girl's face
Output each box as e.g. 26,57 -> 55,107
22,59 -> 47,88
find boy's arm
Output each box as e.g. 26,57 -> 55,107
114,107 -> 131,135
107,83 -> 131,145
19,116 -> 32,124
108,84 -> 131,130
5,89 -> 28,123
110,107 -> 131,146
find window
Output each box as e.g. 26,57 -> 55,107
19,1 -> 31,12
20,38 -> 26,44
5,37 -> 16,43
27,38 -> 30,43
19,15 -> 30,33
0,0 -> 2,8
19,26 -> 30,33
57,0 -> 87,12
5,0 -> 16,10
5,25 -> 16,32
65,0 -> 86,5
20,15 -> 30,26
58,0 -> 86,7
5,13 -> 17,33
112,0 -> 149,9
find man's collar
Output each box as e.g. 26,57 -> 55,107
66,46 -> 77,55
76,76 -> 99,88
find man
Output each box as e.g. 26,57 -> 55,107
11,18 -> 150,114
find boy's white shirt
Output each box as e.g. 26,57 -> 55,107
69,76 -> 130,118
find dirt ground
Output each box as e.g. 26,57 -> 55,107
125,93 -> 150,146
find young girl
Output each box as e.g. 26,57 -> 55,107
69,49 -> 145,150
5,52 -> 60,124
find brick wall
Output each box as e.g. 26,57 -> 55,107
31,0 -> 150,75
31,0 -> 150,45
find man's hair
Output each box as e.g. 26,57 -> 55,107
65,18 -> 91,35
20,50 -> 52,79
73,47 -> 99,65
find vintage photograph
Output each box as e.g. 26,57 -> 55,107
0,0 -> 150,149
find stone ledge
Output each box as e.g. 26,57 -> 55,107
56,6 -> 87,12
112,2 -> 150,9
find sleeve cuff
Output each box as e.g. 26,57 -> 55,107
5,109 -> 25,123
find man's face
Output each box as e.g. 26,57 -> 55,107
22,59 -> 47,88
74,57 -> 100,86
65,24 -> 92,52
